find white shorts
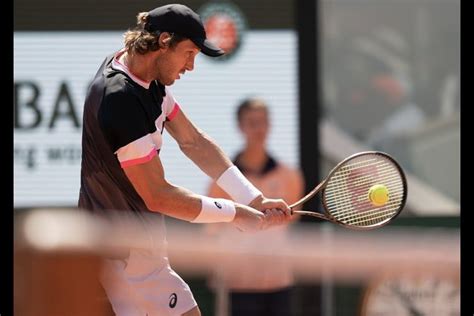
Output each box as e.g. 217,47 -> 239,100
100,248 -> 197,316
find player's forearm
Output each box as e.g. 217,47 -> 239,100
147,183 -> 206,221
148,182 -> 271,230
123,156 -> 238,223
179,130 -> 233,179
168,120 -> 264,206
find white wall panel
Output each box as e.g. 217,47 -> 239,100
14,31 -> 298,207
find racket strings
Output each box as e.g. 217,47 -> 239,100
326,161 -> 401,204
327,183 -> 404,210
336,204 -> 400,224
331,158 -> 395,182
333,193 -> 403,225
329,187 -> 403,226
346,209 -> 398,226
332,202 -> 400,227
329,158 -> 401,189
326,177 -> 403,202
327,161 -> 401,198
333,164 -> 401,186
329,190 -> 403,217
323,155 -> 405,227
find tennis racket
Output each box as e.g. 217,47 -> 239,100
291,151 -> 407,230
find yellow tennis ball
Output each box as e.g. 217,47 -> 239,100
368,184 -> 389,206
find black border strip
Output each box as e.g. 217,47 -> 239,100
297,0 -> 321,222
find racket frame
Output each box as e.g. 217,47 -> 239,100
291,151 -> 408,230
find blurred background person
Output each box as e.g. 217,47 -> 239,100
206,97 -> 304,316
324,28 -> 427,151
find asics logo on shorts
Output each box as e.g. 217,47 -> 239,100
169,293 -> 178,308
214,201 -> 222,209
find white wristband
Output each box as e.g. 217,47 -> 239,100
191,196 -> 236,223
216,165 -> 262,205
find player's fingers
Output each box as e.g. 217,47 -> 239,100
281,205 -> 292,217
270,203 -> 291,217
265,199 -> 290,213
263,208 -> 288,226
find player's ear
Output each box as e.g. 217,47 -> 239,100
158,32 -> 172,49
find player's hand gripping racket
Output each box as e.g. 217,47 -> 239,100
291,151 -> 407,230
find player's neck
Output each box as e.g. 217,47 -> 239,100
121,52 -> 153,83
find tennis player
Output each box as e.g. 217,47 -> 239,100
78,4 -> 291,316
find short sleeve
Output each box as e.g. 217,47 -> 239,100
163,87 -> 181,121
98,89 -> 157,167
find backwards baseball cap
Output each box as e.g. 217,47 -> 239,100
145,4 -> 224,57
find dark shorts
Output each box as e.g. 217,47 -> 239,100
230,287 -> 293,316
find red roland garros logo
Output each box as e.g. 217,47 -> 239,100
198,1 -> 247,60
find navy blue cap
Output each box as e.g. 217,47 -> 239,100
146,4 -> 224,57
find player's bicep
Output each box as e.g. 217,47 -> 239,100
164,108 -> 202,147
122,155 -> 168,210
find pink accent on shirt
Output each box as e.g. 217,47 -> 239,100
167,103 -> 180,121
120,149 -> 157,168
